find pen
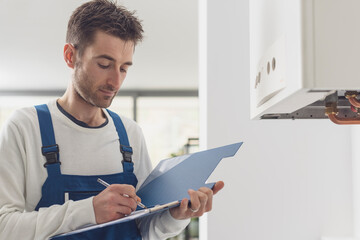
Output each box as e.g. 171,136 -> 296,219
97,178 -> 147,209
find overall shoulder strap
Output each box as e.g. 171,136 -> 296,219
35,104 -> 60,175
106,109 -> 134,173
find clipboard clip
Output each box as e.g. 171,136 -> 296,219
148,200 -> 180,213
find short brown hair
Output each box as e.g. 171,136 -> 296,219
66,0 -> 143,56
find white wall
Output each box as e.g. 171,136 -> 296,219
200,0 -> 354,239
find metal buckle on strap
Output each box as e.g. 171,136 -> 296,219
120,145 -> 133,163
42,144 -> 60,167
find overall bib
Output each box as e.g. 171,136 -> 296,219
34,104 -> 142,240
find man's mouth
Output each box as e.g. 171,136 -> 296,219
99,89 -> 115,97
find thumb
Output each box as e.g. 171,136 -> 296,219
212,181 -> 224,195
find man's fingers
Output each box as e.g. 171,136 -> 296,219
106,184 -> 139,210
199,187 -> 213,212
93,184 -> 140,224
116,205 -> 135,216
212,181 -> 224,195
179,198 -> 189,213
118,195 -> 138,211
104,205 -> 135,221
188,189 -> 209,215
188,189 -> 201,212
108,184 -> 137,198
170,182 -> 224,220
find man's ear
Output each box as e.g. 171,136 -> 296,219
63,43 -> 76,69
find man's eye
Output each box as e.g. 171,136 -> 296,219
98,64 -> 110,69
120,68 -> 127,73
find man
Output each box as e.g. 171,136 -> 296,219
0,0 -> 224,239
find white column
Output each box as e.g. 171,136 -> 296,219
352,126 -> 360,238
198,0 -> 208,239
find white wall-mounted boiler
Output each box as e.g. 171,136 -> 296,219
250,0 -> 360,123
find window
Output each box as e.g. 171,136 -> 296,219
137,97 -> 199,166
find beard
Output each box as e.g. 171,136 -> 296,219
73,61 -> 117,108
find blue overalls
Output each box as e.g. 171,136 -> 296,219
34,104 -> 142,240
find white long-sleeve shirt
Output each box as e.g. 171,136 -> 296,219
0,100 -> 189,240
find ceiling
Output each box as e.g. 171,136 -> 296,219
0,0 -> 198,91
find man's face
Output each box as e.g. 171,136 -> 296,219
73,31 -> 134,108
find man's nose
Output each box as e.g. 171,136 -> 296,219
108,69 -> 123,90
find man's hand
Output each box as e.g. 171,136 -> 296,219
169,181 -> 224,220
93,184 -> 140,224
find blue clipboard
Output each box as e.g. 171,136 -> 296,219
137,142 -> 243,207
50,142 -> 243,239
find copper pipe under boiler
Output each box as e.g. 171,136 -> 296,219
345,91 -> 360,108
326,101 -> 360,124
348,97 -> 360,108
327,113 -> 360,125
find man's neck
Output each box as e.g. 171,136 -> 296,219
58,90 -> 106,127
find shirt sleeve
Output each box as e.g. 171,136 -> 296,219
133,126 -> 190,240
0,115 -> 97,240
